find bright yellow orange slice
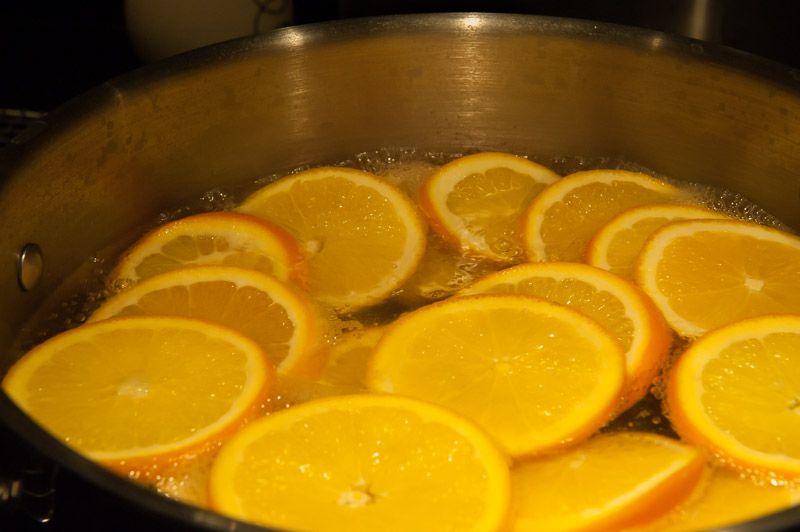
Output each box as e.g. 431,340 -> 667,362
668,315 -> 800,478
367,295 -> 625,457
89,266 -> 326,377
461,262 -> 671,410
209,394 -> 510,532
418,152 -> 559,263
522,170 -> 685,262
110,212 -> 304,286
511,432 -> 703,531
585,203 -> 727,279
654,467 -> 800,531
237,167 -> 426,312
636,219 -> 800,336
2,316 -> 272,464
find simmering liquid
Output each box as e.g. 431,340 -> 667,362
7,148 -> 799,528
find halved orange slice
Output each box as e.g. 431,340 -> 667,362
367,295 -> 625,457
522,170 -> 685,262
237,167 -> 426,313
636,219 -> 800,336
461,262 -> 671,410
511,432 -> 703,531
418,152 -> 559,263
2,316 -> 272,464
110,212 -> 304,286
209,394 -> 510,532
668,315 -> 800,478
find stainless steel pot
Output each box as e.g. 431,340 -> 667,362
1,13 -> 799,531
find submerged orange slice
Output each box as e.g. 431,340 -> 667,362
655,467 -> 800,531
668,315 -> 800,478
90,266 -> 326,377
522,170 -> 684,262
585,203 -> 727,280
418,152 -> 559,263
367,295 -> 625,457
461,262 -> 671,410
209,394 -> 510,532
237,167 -> 426,312
395,234 -> 499,307
2,317 -> 272,464
511,432 -> 703,531
110,212 -> 303,286
318,326 -> 385,388
636,219 -> 800,336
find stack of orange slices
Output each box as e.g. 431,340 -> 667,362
4,151 -> 800,531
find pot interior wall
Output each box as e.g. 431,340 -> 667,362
1,13 -> 800,528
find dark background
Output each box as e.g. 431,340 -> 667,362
2,0 -> 800,112
2,0 -> 800,529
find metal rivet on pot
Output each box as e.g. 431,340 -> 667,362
17,243 -> 43,292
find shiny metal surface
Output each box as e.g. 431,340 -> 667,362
16,243 -> 43,292
1,13 -> 799,531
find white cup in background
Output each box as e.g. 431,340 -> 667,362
125,0 -> 293,62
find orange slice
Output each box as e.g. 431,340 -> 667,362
209,394 -> 510,532
395,234 -> 499,308
89,266 -> 326,377
2,316 -> 272,464
585,204 -> 727,280
367,295 -> 625,457
237,167 -> 426,312
511,432 -> 703,531
667,315 -> 800,478
461,262 -> 671,410
636,219 -> 800,336
654,467 -> 800,531
522,170 -> 685,262
110,212 -> 303,286
318,326 -> 385,388
418,152 -> 559,263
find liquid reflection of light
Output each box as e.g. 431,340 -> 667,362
278,26 -> 307,47
649,35 -> 666,50
461,14 -> 485,30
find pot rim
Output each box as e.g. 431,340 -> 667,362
2,12 -> 799,532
